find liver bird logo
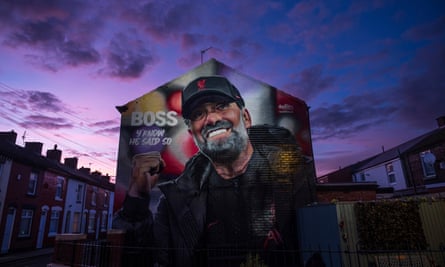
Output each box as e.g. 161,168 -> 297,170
197,79 -> 206,90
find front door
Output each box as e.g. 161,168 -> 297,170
36,209 -> 48,248
1,207 -> 16,254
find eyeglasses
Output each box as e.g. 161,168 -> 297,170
189,101 -> 234,122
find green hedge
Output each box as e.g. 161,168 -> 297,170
354,200 -> 427,250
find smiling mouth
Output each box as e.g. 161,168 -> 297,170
207,128 -> 229,138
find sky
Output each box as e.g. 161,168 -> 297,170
0,0 -> 444,179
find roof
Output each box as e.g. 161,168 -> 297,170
356,127 -> 445,171
320,126 -> 445,179
0,139 -> 114,190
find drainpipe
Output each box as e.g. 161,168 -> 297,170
398,149 -> 417,195
80,183 -> 87,233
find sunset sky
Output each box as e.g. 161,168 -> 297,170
0,0 -> 444,178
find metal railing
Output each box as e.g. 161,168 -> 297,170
51,240 -> 445,267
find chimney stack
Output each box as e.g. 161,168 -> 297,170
47,144 -> 62,162
79,167 -> 91,175
25,142 -> 43,155
64,157 -> 78,169
0,130 -> 18,144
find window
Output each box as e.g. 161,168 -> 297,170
72,212 -> 81,233
81,211 -> 88,233
55,177 -> 64,200
49,208 -> 61,236
19,209 -> 33,237
76,184 -> 83,203
386,163 -> 394,173
420,151 -> 436,178
104,192 -> 109,207
88,210 -> 96,233
385,163 -> 396,184
27,172 -> 38,195
91,187 -> 97,206
388,173 -> 396,184
360,173 -> 366,182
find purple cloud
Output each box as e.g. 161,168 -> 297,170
120,1 -> 199,42
19,115 -> 72,129
95,127 -> 121,135
284,65 -> 335,101
89,120 -> 120,135
27,91 -> 64,112
88,119 -> 119,128
403,15 -> 445,41
311,93 -> 397,140
102,32 -> 157,79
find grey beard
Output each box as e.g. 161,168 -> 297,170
195,118 -> 249,164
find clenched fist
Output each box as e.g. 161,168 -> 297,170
128,151 -> 165,198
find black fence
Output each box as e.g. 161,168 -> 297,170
51,239 -> 445,267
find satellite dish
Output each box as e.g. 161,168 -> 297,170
423,152 -> 436,164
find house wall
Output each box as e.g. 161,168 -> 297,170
0,161 -> 48,251
3,162 -> 39,251
83,184 -> 110,239
409,142 -> 445,187
0,161 -> 114,253
62,179 -> 86,233
356,159 -> 407,190
38,171 -> 67,248
0,159 -> 12,224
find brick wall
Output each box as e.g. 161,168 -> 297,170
315,183 -> 378,203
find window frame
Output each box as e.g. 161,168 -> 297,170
88,210 -> 96,233
91,187 -> 97,206
420,151 -> 436,179
18,209 -> 34,237
76,184 -> 83,203
48,207 -> 62,236
103,192 -> 109,208
72,211 -> 81,233
27,172 -> 38,196
385,162 -> 396,184
55,177 -> 65,200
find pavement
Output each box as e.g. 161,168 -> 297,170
0,247 -> 54,265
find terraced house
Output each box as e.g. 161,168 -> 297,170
0,130 -> 114,253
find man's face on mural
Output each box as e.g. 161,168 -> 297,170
188,101 -> 251,162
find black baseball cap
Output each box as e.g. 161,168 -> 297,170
181,76 -> 245,119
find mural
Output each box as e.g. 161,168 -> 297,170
113,58 -> 316,266
115,59 -> 314,211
